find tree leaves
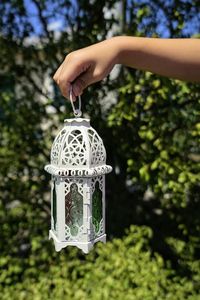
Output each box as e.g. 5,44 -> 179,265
0,0 -> 200,298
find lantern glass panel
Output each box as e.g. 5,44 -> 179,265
65,183 -> 83,237
52,181 -> 57,231
92,181 -> 103,235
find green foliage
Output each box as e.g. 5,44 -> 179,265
1,226 -> 200,300
109,73 -> 200,207
0,0 -> 200,299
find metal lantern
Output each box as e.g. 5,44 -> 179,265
45,94 -> 112,253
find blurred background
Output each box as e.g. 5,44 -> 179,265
0,0 -> 200,299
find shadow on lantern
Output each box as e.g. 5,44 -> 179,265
45,118 -> 112,254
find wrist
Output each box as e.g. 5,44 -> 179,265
108,36 -> 124,65
110,36 -> 141,66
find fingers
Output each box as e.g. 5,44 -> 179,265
72,70 -> 91,97
53,52 -> 91,100
69,85 -> 76,102
53,62 -> 64,82
53,39 -> 116,100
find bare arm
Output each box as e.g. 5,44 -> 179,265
53,36 -> 200,99
116,36 -> 200,82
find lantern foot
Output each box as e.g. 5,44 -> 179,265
49,230 -> 64,252
49,230 -> 106,253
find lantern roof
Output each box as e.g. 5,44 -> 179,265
45,118 -> 112,177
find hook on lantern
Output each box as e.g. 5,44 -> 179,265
69,86 -> 82,118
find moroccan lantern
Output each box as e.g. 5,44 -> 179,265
45,93 -> 112,253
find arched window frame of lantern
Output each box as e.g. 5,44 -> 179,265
45,118 -> 112,254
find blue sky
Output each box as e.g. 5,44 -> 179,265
24,0 -> 65,35
24,0 -> 200,38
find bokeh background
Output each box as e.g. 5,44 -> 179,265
0,0 -> 200,299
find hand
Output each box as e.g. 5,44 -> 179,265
53,38 -> 119,100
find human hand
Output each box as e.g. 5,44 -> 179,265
53,38 -> 119,100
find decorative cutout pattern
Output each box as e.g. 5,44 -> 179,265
64,178 -> 84,196
65,224 -> 84,242
61,130 -> 87,166
88,129 -> 106,166
45,164 -> 112,177
51,128 -> 67,165
91,176 -> 103,193
50,123 -> 108,169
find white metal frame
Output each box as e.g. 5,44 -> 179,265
45,118 -> 112,254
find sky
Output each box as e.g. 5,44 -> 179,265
23,0 -> 200,38
24,0 -> 65,35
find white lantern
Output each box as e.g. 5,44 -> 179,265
45,96 -> 112,254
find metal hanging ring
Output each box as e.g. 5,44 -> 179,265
69,86 -> 82,118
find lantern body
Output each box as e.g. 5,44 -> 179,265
45,118 -> 112,253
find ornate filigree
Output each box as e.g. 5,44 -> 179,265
91,176 -> 103,193
49,120 -> 108,170
61,130 -> 87,166
88,129 -> 106,166
51,128 -> 67,165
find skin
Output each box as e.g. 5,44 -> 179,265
53,36 -> 200,100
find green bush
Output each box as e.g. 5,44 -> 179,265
1,225 -> 200,300
0,1 -> 200,299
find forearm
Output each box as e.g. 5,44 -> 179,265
113,36 -> 200,82
54,35 -> 200,99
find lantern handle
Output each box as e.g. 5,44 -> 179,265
69,86 -> 82,118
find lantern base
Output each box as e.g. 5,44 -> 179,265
49,230 -> 106,254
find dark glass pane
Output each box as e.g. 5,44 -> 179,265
53,181 -> 57,231
65,183 -> 83,237
92,181 -> 102,234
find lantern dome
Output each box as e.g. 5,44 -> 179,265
45,118 -> 112,177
